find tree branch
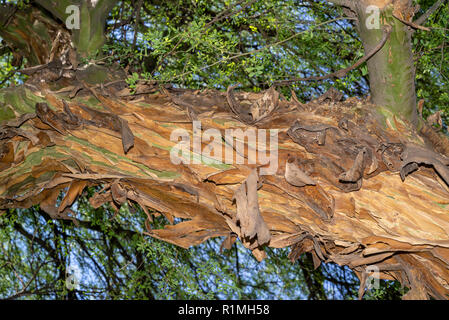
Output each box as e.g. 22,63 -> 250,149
415,0 -> 446,26
393,12 -> 431,31
132,0 -> 144,51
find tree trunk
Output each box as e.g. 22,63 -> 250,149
1,83 -> 449,299
353,0 -> 418,124
1,0 -> 449,300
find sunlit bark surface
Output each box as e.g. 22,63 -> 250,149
1,83 -> 448,299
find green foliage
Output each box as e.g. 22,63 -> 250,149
126,72 -> 140,91
413,0 -> 449,127
100,0 -> 366,100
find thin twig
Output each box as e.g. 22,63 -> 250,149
132,0 -> 143,51
393,12 -> 431,31
151,0 -> 257,75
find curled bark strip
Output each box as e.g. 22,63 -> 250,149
348,252 -> 394,268
287,120 -> 341,147
0,142 -> 14,170
61,100 -> 82,127
288,235 -> 313,262
315,87 -> 343,103
18,60 -> 62,76
59,180 -> 87,213
314,156 -> 362,193
89,190 -> 113,209
400,162 -> 419,181
233,169 -> 271,246
304,187 -> 334,221
167,91 -> 199,121
365,148 -> 379,175
69,85 -> 83,99
396,256 -> 429,300
338,118 -> 349,131
400,144 -> 449,186
288,234 -> 325,266
111,180 -> 127,205
311,251 -> 321,269
220,233 -> 237,253
339,148 -> 366,183
0,127 -> 39,144
118,117 -> 134,153
340,179 -> 362,192
172,183 -> 200,202
289,120 -> 339,133
285,155 -> 316,187
420,123 -> 449,157
226,85 -> 279,124
358,271 -> 368,300
40,187 -> 79,225
290,89 -> 306,110
427,111 -> 443,127
36,102 -> 66,134
35,101 -> 83,132
264,175 -> 334,220
1,113 -> 36,127
78,104 -> 135,153
249,86 -> 279,123
312,236 -> 325,261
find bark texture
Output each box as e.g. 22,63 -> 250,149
353,0 -> 418,124
1,0 -> 449,300
1,83 -> 449,299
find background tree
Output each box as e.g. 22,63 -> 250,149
0,0 -> 448,300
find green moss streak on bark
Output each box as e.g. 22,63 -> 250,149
0,146 -> 68,183
64,136 -> 180,179
0,105 -> 16,122
0,88 -> 46,124
2,87 -> 43,115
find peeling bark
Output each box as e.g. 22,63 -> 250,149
1,0 -> 449,300
1,84 -> 449,299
